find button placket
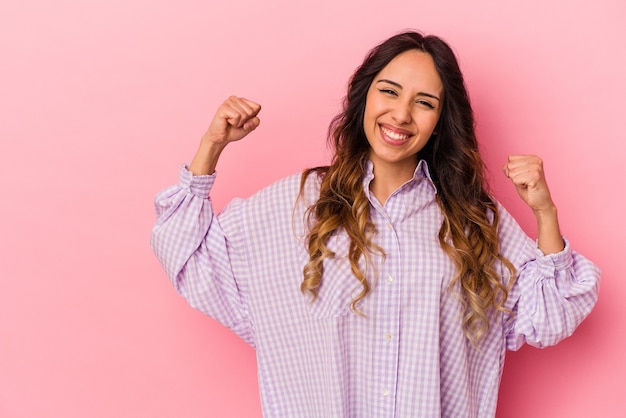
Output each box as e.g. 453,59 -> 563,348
374,205 -> 400,409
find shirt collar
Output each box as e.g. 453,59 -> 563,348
415,159 -> 437,193
363,159 -> 438,195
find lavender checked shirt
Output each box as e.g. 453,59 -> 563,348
151,160 -> 600,418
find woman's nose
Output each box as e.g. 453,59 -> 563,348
391,101 -> 412,125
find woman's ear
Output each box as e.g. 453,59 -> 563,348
432,120 -> 441,136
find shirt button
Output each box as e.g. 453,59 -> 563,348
384,333 -> 392,341
382,388 -> 390,396
386,222 -> 392,229
386,275 -> 394,283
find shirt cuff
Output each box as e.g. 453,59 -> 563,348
179,164 -> 216,197
534,237 -> 573,275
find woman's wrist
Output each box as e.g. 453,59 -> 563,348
535,205 -> 565,254
188,140 -> 227,176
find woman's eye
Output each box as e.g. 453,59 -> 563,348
416,100 -> 435,109
379,89 -> 397,96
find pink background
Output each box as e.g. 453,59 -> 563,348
1,0 -> 624,416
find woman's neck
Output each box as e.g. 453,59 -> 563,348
368,158 -> 417,205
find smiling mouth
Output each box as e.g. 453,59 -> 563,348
380,125 -> 412,142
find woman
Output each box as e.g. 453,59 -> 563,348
151,31 -> 600,417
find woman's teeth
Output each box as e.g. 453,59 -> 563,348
381,126 -> 410,141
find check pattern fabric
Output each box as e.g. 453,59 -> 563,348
151,160 -> 600,418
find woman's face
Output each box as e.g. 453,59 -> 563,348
363,49 -> 443,173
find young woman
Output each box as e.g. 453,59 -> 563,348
151,31 -> 600,417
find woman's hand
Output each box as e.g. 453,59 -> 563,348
503,154 -> 564,254
503,154 -> 555,215
202,96 -> 262,147
189,96 -> 261,176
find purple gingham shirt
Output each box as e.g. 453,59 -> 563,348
151,160 -> 600,418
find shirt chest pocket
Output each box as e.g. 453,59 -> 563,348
299,233 -> 368,319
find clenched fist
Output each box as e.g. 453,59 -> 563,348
189,96 -> 262,176
503,154 -> 556,215
202,96 -> 262,146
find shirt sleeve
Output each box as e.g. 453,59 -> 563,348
150,165 -> 253,346
497,204 -> 601,351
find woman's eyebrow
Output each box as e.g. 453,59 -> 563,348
376,79 -> 441,102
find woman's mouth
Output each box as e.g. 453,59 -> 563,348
380,125 -> 412,145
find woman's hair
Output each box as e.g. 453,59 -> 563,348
299,30 -> 516,343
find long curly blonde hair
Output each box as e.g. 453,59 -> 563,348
299,31 -> 516,342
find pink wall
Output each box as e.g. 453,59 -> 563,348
1,0 -> 624,416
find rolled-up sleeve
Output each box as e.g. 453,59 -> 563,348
497,205 -> 601,351
150,166 -> 253,345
